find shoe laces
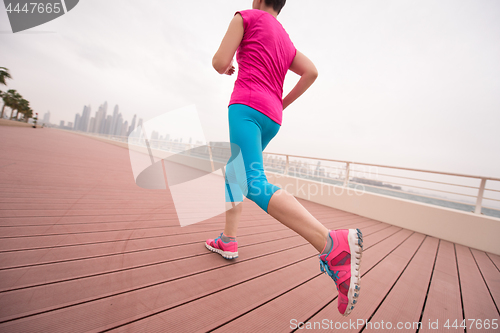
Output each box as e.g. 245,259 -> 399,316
319,258 -> 340,284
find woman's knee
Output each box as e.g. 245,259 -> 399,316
245,180 -> 281,212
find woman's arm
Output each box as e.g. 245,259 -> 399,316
282,51 -> 318,110
212,14 -> 244,75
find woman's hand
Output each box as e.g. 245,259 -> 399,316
283,51 -> 318,109
224,60 -> 235,75
224,65 -> 236,75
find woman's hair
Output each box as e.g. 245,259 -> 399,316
265,0 -> 286,14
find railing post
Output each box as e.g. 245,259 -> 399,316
474,178 -> 487,214
284,155 -> 289,176
344,162 -> 350,187
207,144 -> 215,172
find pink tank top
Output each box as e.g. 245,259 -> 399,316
229,9 -> 297,125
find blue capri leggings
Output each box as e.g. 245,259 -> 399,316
224,104 -> 281,213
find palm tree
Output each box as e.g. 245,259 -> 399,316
23,107 -> 34,122
16,98 -> 30,121
0,89 -> 18,119
6,91 -> 23,120
0,91 -> 3,117
0,67 -> 12,86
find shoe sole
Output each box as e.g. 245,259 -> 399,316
343,228 -> 363,316
205,243 -> 238,259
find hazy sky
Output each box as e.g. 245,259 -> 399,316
1,0 -> 499,181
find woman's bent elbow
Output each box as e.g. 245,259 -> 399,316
306,69 -> 318,83
212,57 -> 225,74
311,68 -> 319,80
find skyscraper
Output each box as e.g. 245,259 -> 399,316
89,117 -> 95,133
103,115 -> 113,135
42,111 -> 51,125
93,101 -> 107,134
80,105 -> 91,132
110,105 -> 119,135
121,121 -> 129,137
128,114 -> 137,135
98,101 -> 108,134
114,113 -> 123,136
74,113 -> 81,130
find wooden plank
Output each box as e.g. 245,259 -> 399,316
455,244 -> 500,333
0,220 -> 184,238
420,240 -> 464,333
0,214 -> 189,227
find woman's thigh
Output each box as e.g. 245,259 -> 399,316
228,104 -> 264,179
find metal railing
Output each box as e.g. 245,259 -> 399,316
262,152 -> 500,218
70,130 -> 500,219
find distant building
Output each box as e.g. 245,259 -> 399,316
42,111 -> 51,125
103,115 -> 113,135
92,101 -> 107,134
128,114 -> 137,135
74,113 -> 81,130
69,102 -> 142,138
121,121 -> 128,137
89,117 -> 95,133
75,105 -> 91,132
114,113 -> 123,136
110,105 -> 119,135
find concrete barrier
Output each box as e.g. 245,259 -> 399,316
266,172 -> 500,255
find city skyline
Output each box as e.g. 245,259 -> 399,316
51,103 -> 198,144
46,102 -> 142,138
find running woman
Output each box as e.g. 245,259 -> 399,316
205,0 -> 363,316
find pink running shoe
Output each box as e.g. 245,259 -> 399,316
205,233 -> 238,259
319,229 -> 363,316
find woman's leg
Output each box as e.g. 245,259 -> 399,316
224,201 -> 242,237
222,104 -> 280,237
267,190 -> 329,252
224,104 -> 329,252
257,110 -> 329,253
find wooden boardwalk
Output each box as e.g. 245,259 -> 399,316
0,126 -> 498,332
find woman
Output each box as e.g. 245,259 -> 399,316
205,0 -> 363,317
